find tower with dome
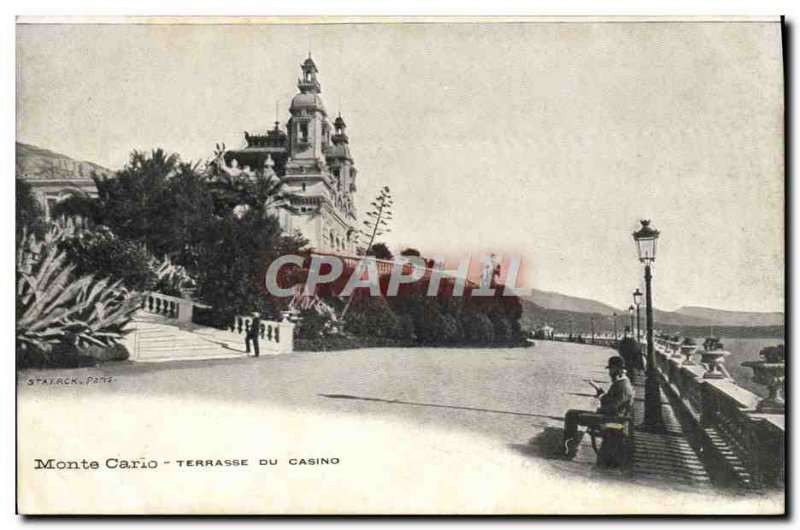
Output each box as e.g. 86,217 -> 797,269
221,54 -> 358,253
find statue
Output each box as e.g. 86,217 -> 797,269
211,143 -> 245,178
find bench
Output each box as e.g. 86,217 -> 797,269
588,417 -> 633,468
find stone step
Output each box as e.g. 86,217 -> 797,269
124,311 -> 284,362
136,352 -> 248,363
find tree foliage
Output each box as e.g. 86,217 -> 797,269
367,242 -> 393,260
60,225 -> 156,292
16,178 -> 45,243
358,186 -> 393,253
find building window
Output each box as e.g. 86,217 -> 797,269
299,122 -> 309,142
302,183 -> 307,192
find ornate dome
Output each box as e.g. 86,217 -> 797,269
334,115 -> 346,130
303,56 -> 318,71
290,92 -> 326,114
325,143 -> 352,161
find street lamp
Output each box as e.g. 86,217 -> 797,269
590,316 -> 595,344
633,288 -> 643,344
612,312 -> 618,344
633,219 -> 662,432
628,305 -> 635,338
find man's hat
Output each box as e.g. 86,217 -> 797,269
606,356 -> 626,370
251,311 -> 260,317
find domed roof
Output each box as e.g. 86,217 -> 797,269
303,56 -> 318,70
325,143 -> 352,160
290,92 -> 326,114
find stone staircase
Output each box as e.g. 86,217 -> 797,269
122,311 -> 250,363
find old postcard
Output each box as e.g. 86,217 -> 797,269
15,16 -> 785,515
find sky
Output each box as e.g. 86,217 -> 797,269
16,20 -> 785,313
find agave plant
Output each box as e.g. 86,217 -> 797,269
16,230 -> 141,360
152,255 -> 195,296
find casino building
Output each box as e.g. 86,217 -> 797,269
220,55 -> 358,254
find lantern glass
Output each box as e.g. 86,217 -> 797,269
633,289 -> 643,306
636,237 -> 657,262
632,220 -> 659,263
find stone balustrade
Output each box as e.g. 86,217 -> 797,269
229,314 -> 295,354
651,340 -> 784,489
141,292 -> 209,330
550,333 -> 619,347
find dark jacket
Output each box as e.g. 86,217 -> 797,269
618,337 -> 645,371
247,317 -> 262,339
597,374 -> 634,418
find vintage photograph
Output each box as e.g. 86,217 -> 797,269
15,17 -> 785,514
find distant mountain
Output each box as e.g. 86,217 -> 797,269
522,289 -> 620,315
16,142 -> 111,182
519,288 -> 783,333
674,306 -> 784,327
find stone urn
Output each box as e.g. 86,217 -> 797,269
680,343 -> 698,365
741,345 -> 785,413
741,361 -> 785,413
701,349 -> 730,379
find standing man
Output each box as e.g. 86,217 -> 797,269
562,356 -> 634,459
618,327 -> 645,373
245,311 -> 261,357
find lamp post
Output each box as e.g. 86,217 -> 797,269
633,219 -> 663,432
612,312 -> 618,345
590,316 -> 595,344
568,318 -> 573,340
633,288 -> 643,344
628,305 -> 635,338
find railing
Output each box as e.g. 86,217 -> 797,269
550,333 -> 620,347
310,250 -> 433,278
651,339 -> 784,489
228,314 -> 295,354
141,292 -> 209,330
138,292 -> 296,356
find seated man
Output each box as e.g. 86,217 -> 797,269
563,356 -> 634,459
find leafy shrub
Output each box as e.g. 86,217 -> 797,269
16,179 -> 46,242
390,313 -> 415,341
79,343 -> 130,362
460,312 -> 495,345
295,308 -> 335,340
152,256 -> 195,297
438,314 -> 463,345
343,295 -> 398,338
295,335 -> 409,352
50,191 -> 101,221
60,225 -> 156,291
491,316 -> 513,344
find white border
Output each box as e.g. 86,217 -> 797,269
3,1 -> 796,527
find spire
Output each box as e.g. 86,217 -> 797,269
332,112 -> 348,145
298,53 -> 321,93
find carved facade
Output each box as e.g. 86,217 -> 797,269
222,55 -> 358,253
